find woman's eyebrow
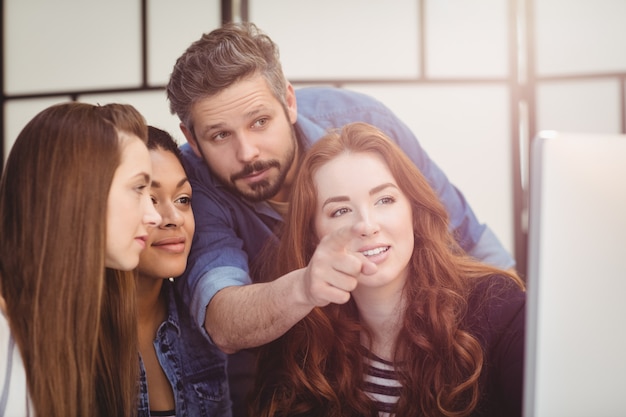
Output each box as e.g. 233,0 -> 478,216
321,195 -> 349,208
321,183 -> 398,208
151,177 -> 189,189
370,182 -> 398,195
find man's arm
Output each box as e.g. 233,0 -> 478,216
179,143 -> 376,353
204,272 -> 308,353
205,227 -> 376,353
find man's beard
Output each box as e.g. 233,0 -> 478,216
229,159 -> 284,202
214,128 -> 297,203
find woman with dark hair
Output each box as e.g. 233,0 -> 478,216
251,122 -> 526,417
136,126 -> 231,417
0,102 -> 161,417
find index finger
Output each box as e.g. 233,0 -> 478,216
321,226 -> 378,275
322,225 -> 358,252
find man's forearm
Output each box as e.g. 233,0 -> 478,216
204,226 -> 375,353
204,268 -> 313,353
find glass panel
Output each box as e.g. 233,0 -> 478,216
426,0 -> 509,78
535,0 -> 626,75
4,0 -> 142,95
4,98 -> 72,160
536,79 -> 621,134
79,91 -> 186,144
249,0 -> 420,79
148,0 -> 221,85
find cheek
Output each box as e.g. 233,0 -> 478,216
204,151 -> 233,177
385,202 -> 413,233
399,209 -> 415,249
123,196 -> 146,232
313,213 -> 331,242
185,211 -> 196,236
313,216 -> 324,241
106,195 -> 127,235
138,251 -> 161,277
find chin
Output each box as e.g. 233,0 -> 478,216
107,258 -> 140,272
161,265 -> 186,279
361,272 -> 404,288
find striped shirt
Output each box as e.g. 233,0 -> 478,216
363,350 -> 402,417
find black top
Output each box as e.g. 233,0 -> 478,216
465,274 -> 526,417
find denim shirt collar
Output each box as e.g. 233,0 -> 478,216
157,281 -> 181,337
137,280 -> 231,417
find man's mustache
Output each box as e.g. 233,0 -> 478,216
231,160 -> 280,182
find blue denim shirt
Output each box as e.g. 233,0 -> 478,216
177,86 -> 515,333
137,281 -> 231,417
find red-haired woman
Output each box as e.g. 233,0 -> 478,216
251,122 -> 525,417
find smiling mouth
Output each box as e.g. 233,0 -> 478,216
360,246 -> 390,257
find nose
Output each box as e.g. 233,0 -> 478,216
236,134 -> 260,162
158,202 -> 183,229
143,195 -> 161,227
352,210 -> 380,238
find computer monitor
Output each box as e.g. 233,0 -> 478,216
523,131 -> 626,416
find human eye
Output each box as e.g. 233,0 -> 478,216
330,207 -> 351,218
376,196 -> 396,206
211,131 -> 230,143
135,182 -> 149,195
251,117 -> 268,129
175,195 -> 192,206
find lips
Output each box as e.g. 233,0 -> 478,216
135,236 -> 148,249
242,168 -> 269,182
359,246 -> 390,257
231,160 -> 280,182
151,236 -> 186,253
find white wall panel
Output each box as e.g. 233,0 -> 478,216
5,0 -> 142,94
148,0 -> 221,85
249,0 -> 420,79
426,0 -> 509,78
79,91 -> 186,145
4,98 -> 71,160
3,91 -> 186,161
537,79 -> 622,134
347,84 -> 514,252
535,0 -> 626,76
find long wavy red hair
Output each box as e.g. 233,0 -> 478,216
251,122 -> 522,417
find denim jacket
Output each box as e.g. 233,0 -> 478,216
137,281 -> 231,417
